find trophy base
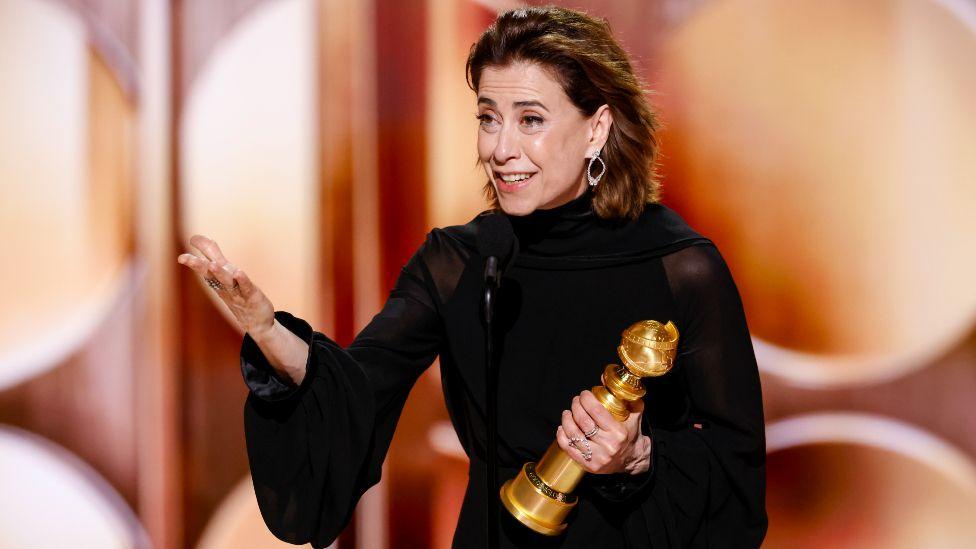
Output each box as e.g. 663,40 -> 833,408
499,462 -> 575,536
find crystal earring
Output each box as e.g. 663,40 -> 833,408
587,148 -> 606,187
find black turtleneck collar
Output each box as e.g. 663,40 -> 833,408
505,186 -> 598,253
458,187 -> 712,270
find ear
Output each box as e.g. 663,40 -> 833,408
587,104 -> 613,156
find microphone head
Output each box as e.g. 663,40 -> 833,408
477,212 -> 518,272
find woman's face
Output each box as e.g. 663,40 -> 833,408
476,61 -> 611,216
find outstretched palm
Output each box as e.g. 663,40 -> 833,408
177,234 -> 275,339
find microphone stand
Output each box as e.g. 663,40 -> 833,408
483,255 -> 501,549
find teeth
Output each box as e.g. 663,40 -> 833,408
500,173 -> 532,182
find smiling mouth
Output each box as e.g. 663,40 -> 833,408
494,171 -> 538,191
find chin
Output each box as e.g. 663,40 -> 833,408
496,195 -> 537,217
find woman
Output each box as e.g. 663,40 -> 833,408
178,5 -> 766,548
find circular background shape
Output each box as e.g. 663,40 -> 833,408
0,425 -> 150,548
180,0 -> 321,329
196,476 -> 311,549
656,0 -> 976,387
765,413 -> 976,547
0,0 -> 135,390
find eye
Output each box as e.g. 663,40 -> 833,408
522,115 -> 544,126
475,113 -> 496,126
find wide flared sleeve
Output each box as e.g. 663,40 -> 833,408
606,242 -> 767,547
239,234 -> 443,548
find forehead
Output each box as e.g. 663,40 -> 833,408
477,61 -> 569,108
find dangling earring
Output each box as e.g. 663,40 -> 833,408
587,148 -> 606,187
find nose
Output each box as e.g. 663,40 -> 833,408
492,120 -> 521,165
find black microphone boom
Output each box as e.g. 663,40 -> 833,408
478,213 -> 517,283
476,213 -> 517,549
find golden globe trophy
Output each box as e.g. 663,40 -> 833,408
499,319 -> 679,536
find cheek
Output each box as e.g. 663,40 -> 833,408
477,133 -> 494,162
554,130 -> 584,163
535,125 -> 581,158
524,134 -> 553,169
527,133 -> 577,179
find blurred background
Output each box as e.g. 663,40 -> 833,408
1,0 -> 974,547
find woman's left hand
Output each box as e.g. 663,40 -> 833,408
555,389 -> 651,475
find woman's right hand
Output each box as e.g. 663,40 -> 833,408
177,234 -> 275,340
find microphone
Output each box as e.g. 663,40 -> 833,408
478,213 -> 518,321
476,213 -> 517,549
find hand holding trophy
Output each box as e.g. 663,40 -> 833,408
499,319 -> 679,535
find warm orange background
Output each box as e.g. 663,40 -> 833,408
1,0 -> 974,548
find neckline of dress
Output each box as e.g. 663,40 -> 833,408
461,188 -> 712,270
504,187 -> 596,250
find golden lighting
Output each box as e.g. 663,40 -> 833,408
657,0 -> 976,386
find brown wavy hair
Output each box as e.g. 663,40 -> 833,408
466,5 -> 663,221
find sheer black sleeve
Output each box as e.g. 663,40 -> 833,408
239,233 -> 444,548
607,243 -> 767,547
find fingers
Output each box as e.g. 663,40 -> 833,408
580,390 -> 632,459
559,392 -> 650,475
556,425 -> 572,450
178,236 -> 242,295
579,390 -> 620,433
556,425 -> 596,471
561,409 -> 584,442
178,254 -> 241,294
626,396 -> 646,429
571,396 -> 598,438
177,253 -> 210,276
555,425 -> 578,461
206,260 -> 238,290
233,267 -> 256,296
189,234 -> 229,265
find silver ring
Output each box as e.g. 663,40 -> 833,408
569,442 -> 592,461
569,434 -> 592,461
584,426 -> 599,438
206,276 -> 239,292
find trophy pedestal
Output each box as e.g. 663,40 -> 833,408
499,466 -> 568,536
499,440 -> 586,535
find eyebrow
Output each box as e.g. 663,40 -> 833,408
477,97 -> 549,112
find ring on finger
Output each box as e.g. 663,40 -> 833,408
568,435 -> 588,456
584,426 -> 599,439
577,437 -> 592,461
205,277 -> 239,292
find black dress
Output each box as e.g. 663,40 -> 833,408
239,187 -> 767,548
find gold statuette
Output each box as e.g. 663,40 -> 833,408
499,319 -> 679,536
